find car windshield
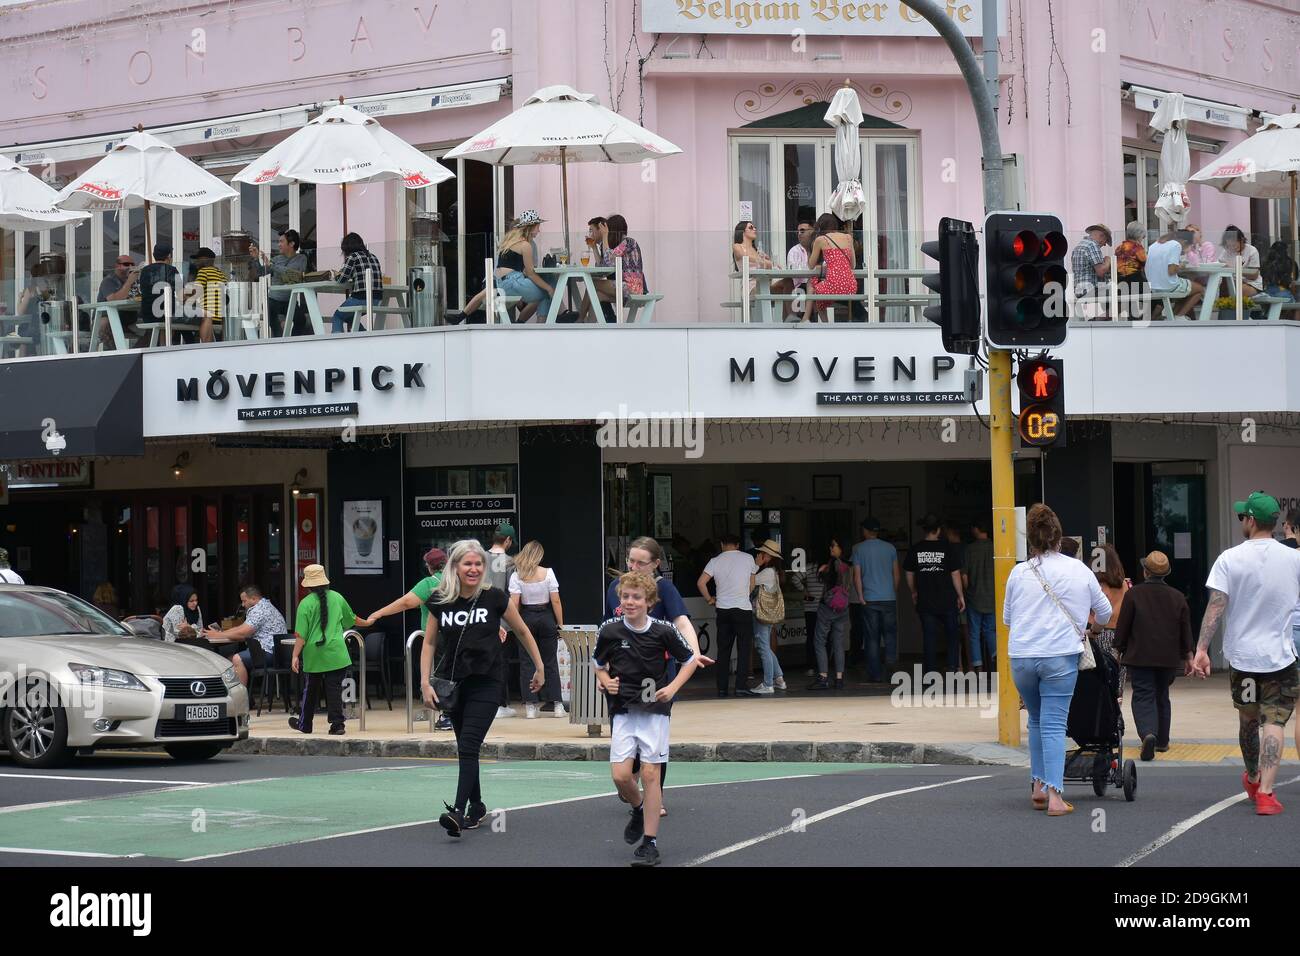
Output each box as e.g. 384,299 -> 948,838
0,590 -> 132,638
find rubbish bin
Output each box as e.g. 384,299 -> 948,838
559,625 -> 608,737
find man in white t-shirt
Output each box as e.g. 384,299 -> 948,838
1147,232 -> 1204,318
698,534 -> 758,697
1196,492 -> 1300,815
0,548 -> 24,584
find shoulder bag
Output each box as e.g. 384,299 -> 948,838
1027,559 -> 1096,670
430,593 -> 481,711
755,577 -> 786,624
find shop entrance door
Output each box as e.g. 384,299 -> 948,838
1146,465 -> 1208,626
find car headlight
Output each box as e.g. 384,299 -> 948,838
68,662 -> 148,692
221,667 -> 240,689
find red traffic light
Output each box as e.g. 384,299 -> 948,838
1000,230 -> 1040,261
1038,231 -> 1068,262
1017,359 -> 1060,400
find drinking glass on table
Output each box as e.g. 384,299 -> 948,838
558,250 -> 570,266
580,250 -> 591,266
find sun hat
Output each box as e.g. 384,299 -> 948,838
301,564 -> 329,588
1140,551 -> 1171,577
515,210 -> 545,227
757,539 -> 782,560
1234,491 -> 1280,523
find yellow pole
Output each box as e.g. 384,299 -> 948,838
989,348 -> 1019,746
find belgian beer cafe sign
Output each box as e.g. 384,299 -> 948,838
642,0 -> 996,36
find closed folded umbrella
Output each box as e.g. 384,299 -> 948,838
444,85 -> 683,253
1149,93 -> 1190,229
826,82 -> 865,223
233,101 -> 454,234
0,156 -> 90,231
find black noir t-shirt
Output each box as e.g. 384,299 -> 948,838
903,539 -> 960,614
593,617 -> 695,716
428,586 -> 509,681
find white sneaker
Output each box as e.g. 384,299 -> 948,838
552,704 -> 567,718
496,706 -> 517,719
525,704 -> 538,719
773,677 -> 787,691
751,683 -> 775,695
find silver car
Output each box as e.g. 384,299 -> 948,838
0,585 -> 250,768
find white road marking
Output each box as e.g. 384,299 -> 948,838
683,774 -> 994,867
0,772 -> 207,786
0,846 -> 145,859
1116,773 -> 1300,868
177,771 -> 830,862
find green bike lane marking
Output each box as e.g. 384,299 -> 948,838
0,761 -> 889,861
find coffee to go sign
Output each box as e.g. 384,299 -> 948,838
642,0 -> 996,36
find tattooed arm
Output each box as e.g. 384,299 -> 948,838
1193,588 -> 1227,678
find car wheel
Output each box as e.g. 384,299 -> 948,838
164,742 -> 227,762
2,678 -> 70,769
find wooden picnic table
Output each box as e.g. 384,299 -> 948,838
282,281 -> 410,335
533,265 -> 617,323
78,298 -> 140,351
746,267 -> 933,323
1182,263 -> 1245,322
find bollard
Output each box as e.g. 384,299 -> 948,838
405,630 -> 434,733
343,630 -> 367,732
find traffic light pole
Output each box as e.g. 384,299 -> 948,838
900,0 -> 1018,746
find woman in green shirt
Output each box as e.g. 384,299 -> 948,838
290,564 -> 368,735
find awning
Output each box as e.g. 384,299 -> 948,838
6,77 -> 510,167
1124,83 -> 1250,131
0,354 -> 143,459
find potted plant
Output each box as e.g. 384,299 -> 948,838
1214,296 -> 1255,320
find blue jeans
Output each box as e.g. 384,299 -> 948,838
920,609 -> 961,673
967,609 -> 996,668
498,270 -> 553,320
859,601 -> 897,681
1011,654 -> 1080,794
752,618 -> 784,687
332,295 -> 376,333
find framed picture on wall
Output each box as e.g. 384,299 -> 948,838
812,474 -> 842,501
342,499 -> 384,575
711,485 -> 728,512
447,469 -> 471,496
869,486 -> 911,547
483,468 -> 510,496
651,474 -> 673,539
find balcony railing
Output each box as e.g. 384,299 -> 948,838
2,226 -> 1295,361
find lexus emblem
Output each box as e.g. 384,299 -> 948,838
190,681 -> 207,696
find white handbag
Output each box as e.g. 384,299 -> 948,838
1028,559 -> 1096,670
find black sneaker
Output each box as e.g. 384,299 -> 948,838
834,677 -> 845,690
434,713 -> 453,731
465,800 -> 488,829
807,678 -> 830,691
1140,734 -> 1157,762
329,723 -> 345,736
438,802 -> 466,838
716,691 -> 729,698
624,805 -> 645,845
288,716 -> 310,733
631,842 -> 661,867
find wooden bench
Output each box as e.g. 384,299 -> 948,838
336,304 -> 413,331
1252,295 -> 1300,322
0,334 -> 34,358
137,321 -> 203,347
491,295 -> 522,325
625,293 -> 664,324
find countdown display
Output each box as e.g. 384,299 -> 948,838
1016,357 -> 1066,448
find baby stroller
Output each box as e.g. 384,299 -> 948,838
1063,635 -> 1137,801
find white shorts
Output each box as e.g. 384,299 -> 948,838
610,711 -> 672,765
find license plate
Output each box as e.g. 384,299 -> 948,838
179,704 -> 222,721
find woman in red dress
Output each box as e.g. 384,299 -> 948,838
806,213 -> 859,322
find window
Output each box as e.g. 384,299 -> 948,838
1122,147 -> 1161,241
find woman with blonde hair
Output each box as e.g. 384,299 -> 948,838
508,540 -> 565,718
422,539 -> 545,837
451,210 -> 556,322
1004,504 -> 1112,816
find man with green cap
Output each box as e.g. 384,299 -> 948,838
1196,492 -> 1300,815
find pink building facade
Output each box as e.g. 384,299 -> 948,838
2,0 -> 1298,318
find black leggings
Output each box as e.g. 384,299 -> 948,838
519,604 -> 562,705
450,675 -> 502,812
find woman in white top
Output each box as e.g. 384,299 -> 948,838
507,541 -> 565,718
750,540 -> 787,694
1218,225 -> 1261,298
162,584 -> 206,642
1004,504 -> 1112,816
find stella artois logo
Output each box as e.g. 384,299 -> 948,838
467,135 -> 497,151
76,181 -> 123,201
403,171 -> 431,187
252,165 -> 281,185
1213,160 -> 1253,178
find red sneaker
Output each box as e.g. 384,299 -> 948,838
1255,792 -> 1284,815
1242,771 -> 1260,801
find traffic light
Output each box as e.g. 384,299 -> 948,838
921,217 -> 981,355
985,212 -> 1069,348
1016,356 -> 1066,448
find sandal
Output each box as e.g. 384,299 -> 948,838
660,807 -> 667,817
1032,794 -> 1048,810
1046,801 -> 1075,817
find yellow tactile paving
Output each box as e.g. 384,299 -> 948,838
1139,743 -> 1300,763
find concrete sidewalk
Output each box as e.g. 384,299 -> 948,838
236,671 -> 1300,767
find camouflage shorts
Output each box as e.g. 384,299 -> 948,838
1229,664 -> 1300,726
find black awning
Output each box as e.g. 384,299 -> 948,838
0,354 -> 143,459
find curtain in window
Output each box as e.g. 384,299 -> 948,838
738,142 -> 772,266
875,143 -> 909,322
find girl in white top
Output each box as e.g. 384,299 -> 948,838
507,541 -> 565,718
1004,505 -> 1112,816
1218,225 -> 1261,297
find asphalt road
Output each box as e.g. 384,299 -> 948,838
0,750 -> 1296,869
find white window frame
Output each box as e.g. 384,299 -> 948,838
1122,145 -> 1163,241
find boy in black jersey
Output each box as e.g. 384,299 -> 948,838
594,571 -> 697,867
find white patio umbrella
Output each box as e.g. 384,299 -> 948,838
233,101 -> 454,235
55,128 -> 236,256
0,156 -> 90,231
1149,93 -> 1190,229
443,84 -> 683,253
826,82 -> 866,223
1190,111 -> 1300,256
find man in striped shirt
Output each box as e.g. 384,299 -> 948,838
331,232 -> 383,333
190,247 -> 226,343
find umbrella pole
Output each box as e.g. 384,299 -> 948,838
144,198 -> 152,261
561,146 -> 571,256
1291,171 -> 1297,266
342,183 -> 349,237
